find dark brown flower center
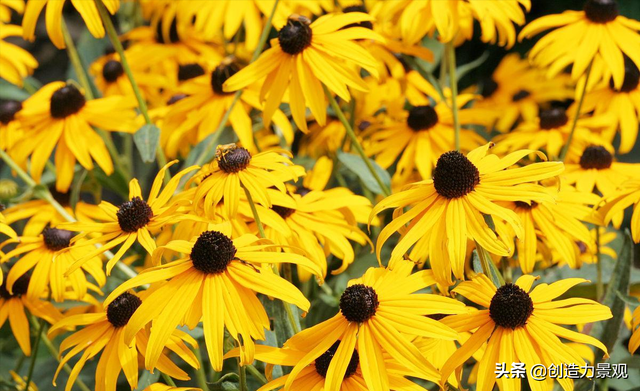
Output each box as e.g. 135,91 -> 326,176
342,6 -> 373,30
539,108 -> 569,129
107,292 -> 142,328
155,19 -> 180,43
0,99 -> 22,124
50,85 -> 86,119
272,205 -> 295,219
102,60 -> 124,83
211,61 -> 240,95
579,145 -> 613,170
340,284 -> 379,323
217,146 -> 251,173
480,77 -> 498,98
278,15 -> 313,55
190,230 -> 237,274
433,151 -> 480,199
427,313 -> 448,321
315,341 -> 359,378
116,196 -> 153,232
515,201 -> 538,210
178,63 -> 205,81
511,89 -> 531,102
584,0 -> 618,23
609,57 -> 639,93
42,227 -> 74,251
0,274 -> 30,298
407,105 -> 439,131
489,283 -> 533,329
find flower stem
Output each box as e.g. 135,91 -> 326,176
160,372 -> 177,387
596,228 -> 603,301
559,61 -> 593,162
242,184 -> 267,239
192,346 -> 209,391
94,0 -> 169,174
246,364 -> 267,385
0,149 -> 36,187
324,85 -> 391,196
24,317 -> 45,390
192,0 -> 281,168
238,358 -> 248,391
445,42 -> 460,152
27,314 -> 91,391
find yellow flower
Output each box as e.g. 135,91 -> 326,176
0,24 -> 37,87
631,305 -> 640,354
162,57 -> 293,156
599,179 -> 640,243
248,157 -> 372,280
49,292 -> 199,391
61,161 -> 199,275
1,227 -> 105,302
493,107 -> 613,161
0,0 -> 24,23
582,57 -> 640,153
223,13 -> 383,132
518,0 -> 640,89
0,272 -> 63,356
474,54 -> 574,133
0,99 -> 24,151
22,0 -> 120,49
103,228 -> 321,371
264,261 -> 465,390
191,144 -> 304,220
441,274 -> 611,391
13,82 -> 138,192
371,144 -> 563,286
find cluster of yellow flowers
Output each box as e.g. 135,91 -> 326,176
1,0 -> 640,391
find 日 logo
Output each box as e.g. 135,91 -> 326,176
495,362 -> 629,380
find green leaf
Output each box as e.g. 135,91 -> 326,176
456,52 -> 490,81
337,151 -> 391,195
0,80 -> 30,100
134,370 -> 160,391
417,37 -> 444,73
134,124 -> 160,163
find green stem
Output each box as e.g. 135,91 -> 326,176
596,228 -> 603,301
27,314 -> 91,391
559,61 -> 593,162
192,0 -> 281,168
160,372 -> 177,387
24,318 -> 45,390
324,85 -> 390,196
0,149 -> 36,187
246,364 -> 267,385
476,241 -> 505,286
238,358 -> 248,391
192,346 -> 209,391
445,42 -> 460,151
242,184 -> 267,239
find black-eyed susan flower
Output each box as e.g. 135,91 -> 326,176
599,179 -> 640,243
269,261 -> 465,390
1,227 -> 105,302
0,272 -> 62,356
246,157 -> 372,280
223,13 -> 383,132
0,206 -> 16,285
61,161 -> 199,275
13,82 -> 138,192
372,0 -> 530,47
371,144 -> 564,286
493,107 -> 613,161
22,0 -> 120,49
0,99 -> 24,152
49,292 -> 199,391
363,96 -> 487,184
0,23 -> 37,87
519,0 -> 640,88
564,145 -> 640,197
474,54 -> 574,133
440,274 -> 611,391
103,228 -> 321,371
191,144 -> 304,220
163,57 -> 293,156
583,57 -> 640,153
225,340 -> 431,391
506,185 -> 600,273
631,305 -> 640,354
